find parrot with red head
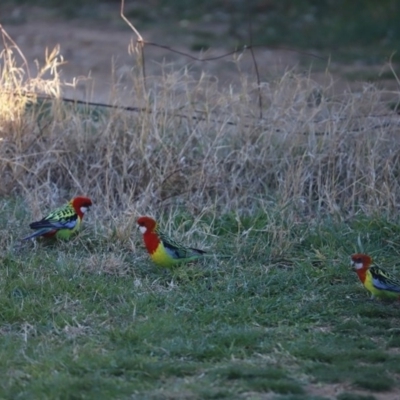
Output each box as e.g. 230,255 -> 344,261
22,196 -> 92,241
351,253 -> 400,300
137,216 -> 206,268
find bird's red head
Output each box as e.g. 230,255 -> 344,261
137,216 -> 157,234
351,253 -> 372,271
70,196 -> 93,218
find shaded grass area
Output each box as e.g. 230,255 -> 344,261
1,200 -> 400,399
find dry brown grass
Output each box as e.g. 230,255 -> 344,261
1,30 -> 400,231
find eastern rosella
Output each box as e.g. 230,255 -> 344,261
137,216 -> 206,268
350,253 -> 400,300
22,196 -> 92,241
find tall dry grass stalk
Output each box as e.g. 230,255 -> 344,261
1,31 -> 400,230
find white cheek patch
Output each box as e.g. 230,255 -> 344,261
352,262 -> 363,270
139,226 -> 147,234
80,206 -> 88,214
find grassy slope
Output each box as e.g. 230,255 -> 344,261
1,201 -> 400,399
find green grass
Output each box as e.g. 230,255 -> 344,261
1,200 -> 400,398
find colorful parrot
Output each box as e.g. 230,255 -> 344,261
137,216 -> 206,268
22,196 -> 92,241
350,253 -> 400,300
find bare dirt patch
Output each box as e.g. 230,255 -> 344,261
2,5 -> 398,105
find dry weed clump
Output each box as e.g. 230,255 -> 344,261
1,34 -> 400,223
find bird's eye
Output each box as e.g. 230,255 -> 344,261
356,258 -> 362,263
